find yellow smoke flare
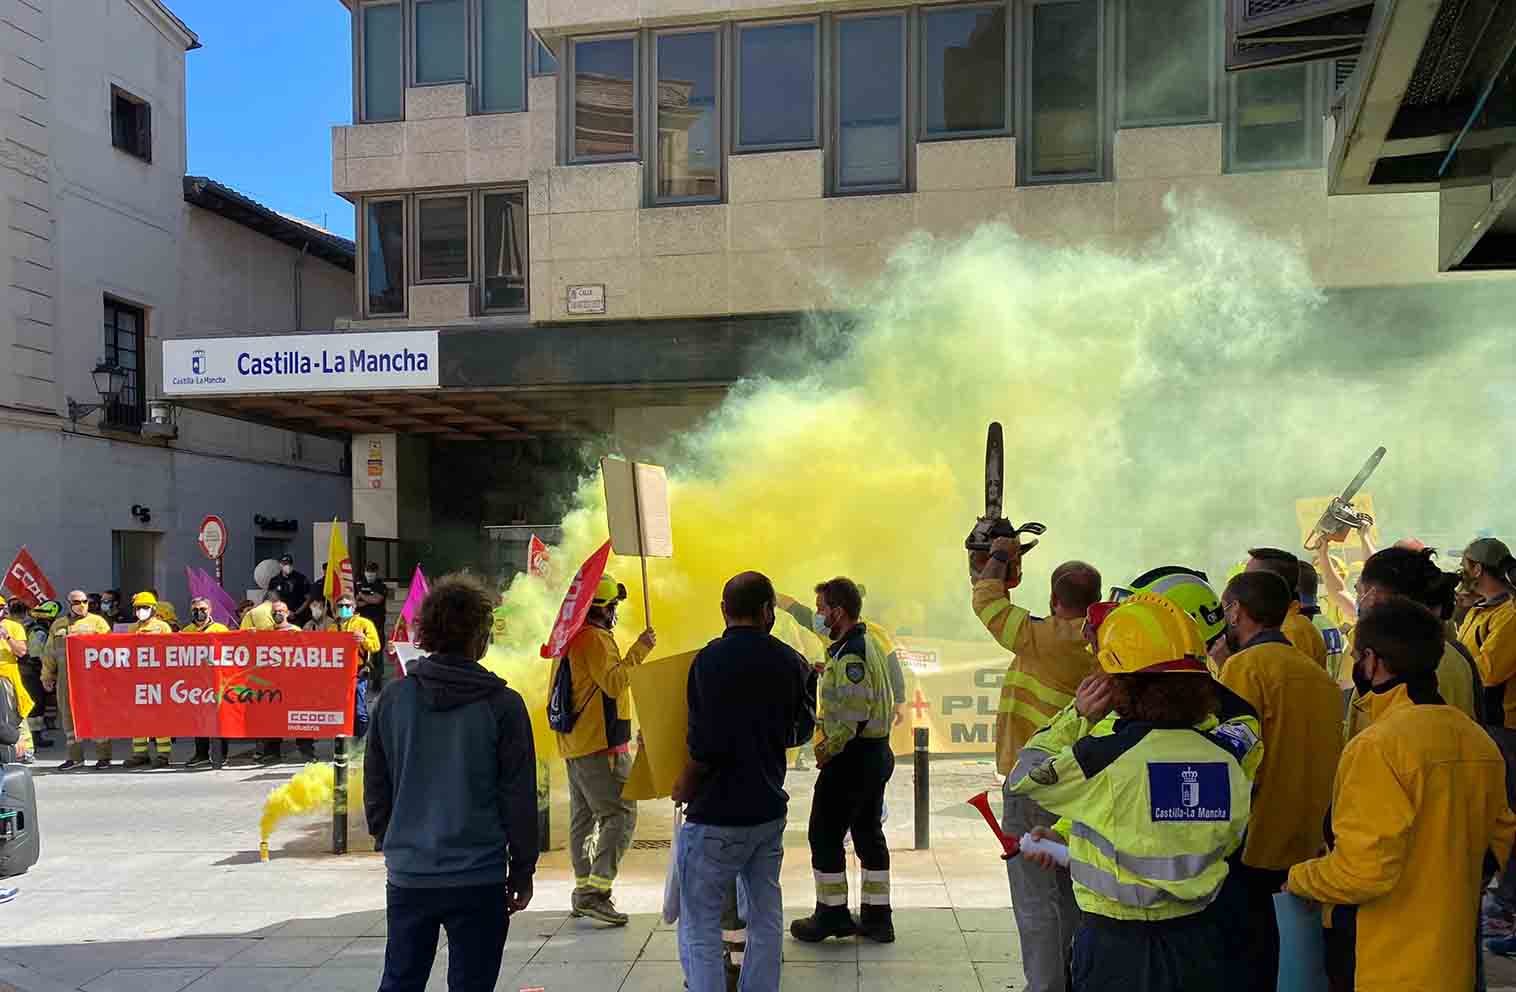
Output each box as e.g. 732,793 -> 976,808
258,760 -> 366,851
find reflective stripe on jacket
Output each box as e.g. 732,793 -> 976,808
1288,679 -> 1516,992
815,623 -> 892,764
973,579 -> 1093,776
1008,703 -> 1251,921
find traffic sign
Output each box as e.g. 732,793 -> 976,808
197,515 -> 228,561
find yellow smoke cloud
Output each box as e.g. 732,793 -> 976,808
259,760 -> 366,849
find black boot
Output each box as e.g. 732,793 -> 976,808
858,904 -> 895,943
789,904 -> 856,943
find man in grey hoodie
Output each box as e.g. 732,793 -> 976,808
365,573 -> 538,992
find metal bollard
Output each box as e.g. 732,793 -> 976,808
913,727 -> 930,850
333,736 -> 348,855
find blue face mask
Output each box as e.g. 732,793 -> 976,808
338,605 -> 354,620
812,610 -> 831,637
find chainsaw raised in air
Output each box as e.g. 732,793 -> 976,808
1303,446 -> 1386,551
966,422 -> 1045,582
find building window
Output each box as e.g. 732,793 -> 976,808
1024,0 -> 1105,181
415,0 -> 467,85
734,20 -> 819,151
479,0 -> 526,112
481,190 -> 528,311
360,2 -> 404,122
111,86 -> 151,161
361,190 -> 529,317
416,194 -> 471,282
531,38 -> 558,76
834,13 -> 908,193
103,298 -> 145,429
652,30 -> 721,202
1118,0 -> 1215,126
569,36 -> 637,161
365,199 -> 406,315
921,4 -> 1008,139
1226,63 -> 1322,172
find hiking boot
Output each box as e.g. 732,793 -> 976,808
92,759 -> 111,771
185,753 -> 212,770
122,755 -> 151,770
151,754 -> 171,770
573,892 -> 629,926
857,905 -> 895,943
789,905 -> 856,943
57,758 -> 84,772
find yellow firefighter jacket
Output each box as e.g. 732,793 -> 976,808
552,622 -> 651,760
1282,603 -> 1328,669
42,612 -> 112,682
1288,679 -> 1515,992
1347,638 -> 1479,739
1461,595 -> 1516,728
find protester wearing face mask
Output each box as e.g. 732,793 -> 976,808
549,574 -> 656,925
42,590 -> 113,770
355,563 -> 389,689
334,594 -> 381,739
1457,538 -> 1516,728
181,598 -> 230,770
303,598 -> 335,631
0,598 -> 35,765
99,590 -> 121,624
121,592 -> 174,770
267,554 -> 312,625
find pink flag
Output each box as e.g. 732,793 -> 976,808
185,566 -> 239,628
540,541 -> 612,659
392,565 -> 429,643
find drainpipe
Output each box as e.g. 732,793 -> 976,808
293,241 -> 310,331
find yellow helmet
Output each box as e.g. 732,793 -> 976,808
592,575 -> 627,607
132,591 -> 158,608
1094,593 -> 1209,676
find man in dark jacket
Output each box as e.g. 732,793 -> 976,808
673,571 -> 817,992
365,572 -> 538,992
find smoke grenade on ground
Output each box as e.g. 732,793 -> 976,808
258,759 -> 366,856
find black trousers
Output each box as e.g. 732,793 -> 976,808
379,881 -> 510,992
809,737 -> 893,873
1215,856 -> 1288,992
1071,911 -> 1225,992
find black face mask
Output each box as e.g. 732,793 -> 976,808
192,609 -> 209,625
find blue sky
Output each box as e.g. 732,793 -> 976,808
177,0 -> 356,239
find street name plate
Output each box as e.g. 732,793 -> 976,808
566,284 -> 606,315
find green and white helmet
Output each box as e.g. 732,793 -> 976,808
1111,566 -> 1226,647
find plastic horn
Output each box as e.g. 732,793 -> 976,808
967,790 -> 1020,860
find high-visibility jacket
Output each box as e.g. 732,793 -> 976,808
551,622 -> 651,760
973,579 -> 1094,776
131,617 -> 172,634
1008,703 -> 1251,921
42,612 -> 112,682
1460,595 -> 1516,728
182,621 -> 229,634
815,622 -> 893,765
339,615 -> 382,669
1347,639 -> 1479,739
1219,631 -> 1343,870
1306,609 -> 1348,684
1288,679 -> 1516,992
1282,603 -> 1329,669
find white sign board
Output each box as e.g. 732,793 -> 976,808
601,457 -> 673,559
566,284 -> 606,315
163,331 -> 440,396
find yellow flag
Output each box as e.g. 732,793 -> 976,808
323,521 -> 353,603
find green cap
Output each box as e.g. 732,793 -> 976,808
1465,537 -> 1511,567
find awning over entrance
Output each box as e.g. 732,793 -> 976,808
164,313 -> 813,441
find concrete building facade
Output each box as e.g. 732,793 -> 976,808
0,0 -> 355,602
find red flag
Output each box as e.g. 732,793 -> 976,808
540,541 -> 612,659
3,547 -> 57,606
527,535 -> 550,578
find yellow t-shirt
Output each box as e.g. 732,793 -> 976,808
0,618 -> 33,718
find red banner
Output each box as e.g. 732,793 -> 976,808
4,547 -> 57,606
540,541 -> 611,659
528,535 -> 550,578
65,631 -> 360,739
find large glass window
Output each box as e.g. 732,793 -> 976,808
417,195 -> 470,282
836,13 -> 907,191
365,200 -> 406,315
1227,64 -> 1321,171
571,37 -> 637,160
654,30 -> 721,201
1026,0 -> 1102,180
479,0 -> 526,112
361,2 -> 403,121
1119,0 -> 1215,126
103,298 -> 145,429
735,21 -> 818,150
922,4 -> 1007,138
482,191 -> 528,311
415,0 -> 467,85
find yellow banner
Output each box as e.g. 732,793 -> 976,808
623,650 -> 697,800
893,636 -> 1008,756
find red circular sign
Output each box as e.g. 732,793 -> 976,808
198,515 -> 228,560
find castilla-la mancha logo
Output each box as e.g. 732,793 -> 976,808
1180,767 -> 1200,808
191,349 -> 207,375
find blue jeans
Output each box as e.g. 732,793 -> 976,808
678,816 -> 785,992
